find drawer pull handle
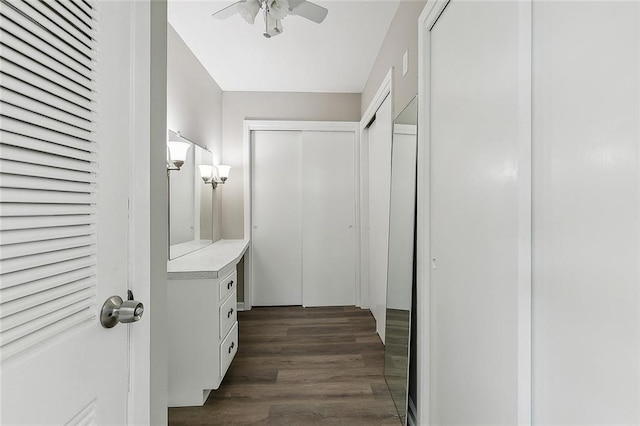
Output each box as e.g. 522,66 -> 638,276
227,308 -> 234,318
228,341 -> 235,353
227,280 -> 234,290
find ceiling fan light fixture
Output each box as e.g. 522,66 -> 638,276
267,0 -> 289,20
238,0 -> 261,24
263,12 -> 284,38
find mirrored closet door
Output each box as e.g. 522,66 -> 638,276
384,96 -> 418,425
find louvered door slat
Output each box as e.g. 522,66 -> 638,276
67,0 -> 96,23
1,88 -> 93,132
1,257 -> 94,290
0,160 -> 95,184
0,131 -> 95,162
0,309 -> 93,360
0,44 -> 92,105
0,187 -> 96,204
1,225 -> 93,245
1,296 -> 94,344
0,215 -> 94,231
0,140 -> 94,171
1,42 -> 93,101
0,58 -> 93,112
0,203 -> 94,217
1,173 -> 94,193
0,266 -> 94,303
0,278 -> 93,318
44,0 -> 94,37
0,235 -> 95,260
0,117 -> 94,152
0,246 -> 95,275
1,72 -> 92,121
0,2 -> 94,73
7,0 -> 96,61
0,10 -> 93,82
17,0 -> 94,53
2,102 -> 93,142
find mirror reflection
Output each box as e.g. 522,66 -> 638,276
168,138 -> 214,259
384,96 -> 417,425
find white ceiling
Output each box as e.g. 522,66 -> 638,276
168,0 -> 401,93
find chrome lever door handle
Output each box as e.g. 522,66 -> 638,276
101,295 -> 144,328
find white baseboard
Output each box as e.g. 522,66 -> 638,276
236,302 -> 246,311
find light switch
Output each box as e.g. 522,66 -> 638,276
402,50 -> 408,76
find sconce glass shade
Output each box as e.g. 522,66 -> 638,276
238,0 -> 261,24
199,165 -> 214,182
167,141 -> 191,168
216,165 -> 231,182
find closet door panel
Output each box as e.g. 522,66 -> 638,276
302,131 -> 356,307
251,130 -> 302,306
532,2 -> 640,423
368,95 -> 393,342
429,1 -> 524,423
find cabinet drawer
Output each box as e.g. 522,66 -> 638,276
220,322 -> 238,377
219,291 -> 237,339
218,270 -> 237,302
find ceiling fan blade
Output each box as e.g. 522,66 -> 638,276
212,1 -> 243,20
288,0 -> 328,24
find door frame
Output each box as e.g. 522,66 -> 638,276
242,120 -> 359,310
359,68 -> 393,310
127,1 -> 168,424
417,1 -> 532,424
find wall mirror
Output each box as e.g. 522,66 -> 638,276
384,96 -> 417,425
168,135 -> 214,259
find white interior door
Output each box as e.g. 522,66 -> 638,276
368,95 -> 392,342
251,130 -> 302,306
428,1 -> 529,423
302,131 -> 356,307
1,2 -> 145,423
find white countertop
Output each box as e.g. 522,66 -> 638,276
167,239 -> 249,279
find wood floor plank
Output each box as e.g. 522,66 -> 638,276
168,306 -> 402,425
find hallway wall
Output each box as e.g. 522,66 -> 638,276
361,0 -> 427,119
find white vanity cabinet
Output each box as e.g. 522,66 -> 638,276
167,240 -> 248,407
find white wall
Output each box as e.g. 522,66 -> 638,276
167,24 -> 223,241
221,91 -> 361,240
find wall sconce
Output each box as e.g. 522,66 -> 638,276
167,130 -> 191,171
199,164 -> 231,189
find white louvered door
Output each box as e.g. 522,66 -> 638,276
1,1 -> 142,424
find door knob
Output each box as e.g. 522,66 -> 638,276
100,293 -> 144,328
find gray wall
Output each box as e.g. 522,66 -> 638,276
361,0 -> 427,118
167,24 -> 224,241
220,91 -> 361,239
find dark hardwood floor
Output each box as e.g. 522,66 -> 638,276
168,306 -> 402,425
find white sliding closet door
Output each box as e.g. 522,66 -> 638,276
302,131 -> 356,306
251,131 -> 302,306
368,95 -> 393,342
532,2 -> 640,423
428,1 -> 528,423
251,127 -> 357,307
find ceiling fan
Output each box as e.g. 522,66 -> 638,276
212,0 -> 328,38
